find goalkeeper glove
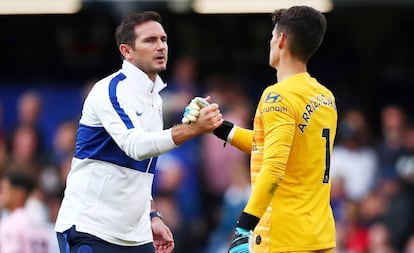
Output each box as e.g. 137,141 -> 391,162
228,227 -> 253,253
181,97 -> 210,124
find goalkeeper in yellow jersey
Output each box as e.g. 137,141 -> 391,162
183,5 -> 338,253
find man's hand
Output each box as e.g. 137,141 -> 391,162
151,217 -> 174,253
192,102 -> 223,133
170,98 -> 222,146
181,97 -> 210,124
228,227 -> 253,253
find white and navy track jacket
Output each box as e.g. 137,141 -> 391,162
55,60 -> 177,246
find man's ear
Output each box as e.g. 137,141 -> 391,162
278,32 -> 286,49
119,44 -> 131,59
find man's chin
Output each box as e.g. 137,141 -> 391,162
155,65 -> 167,72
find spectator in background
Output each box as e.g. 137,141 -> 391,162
331,108 -> 379,201
4,124 -> 45,180
358,190 -> 387,227
5,90 -> 48,181
2,94 -> 60,252
367,222 -> 396,253
0,170 -> 50,253
377,104 -> 407,180
382,121 -> 414,251
395,121 -> 414,185
333,186 -> 389,253
12,91 -> 46,157
339,201 -> 369,253
204,159 -> 251,253
330,176 -> 351,253
16,90 -> 42,127
43,120 -> 78,195
153,145 -> 204,253
3,123 -> 51,230
373,104 -> 408,223
330,177 -> 347,226
51,120 -> 77,168
35,120 -> 78,253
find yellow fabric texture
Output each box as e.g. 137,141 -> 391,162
239,73 -> 337,252
230,126 -> 254,154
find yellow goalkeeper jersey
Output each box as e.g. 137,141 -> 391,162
242,72 -> 337,252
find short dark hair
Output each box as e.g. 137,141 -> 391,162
115,11 -> 163,49
3,171 -> 35,194
272,6 -> 327,62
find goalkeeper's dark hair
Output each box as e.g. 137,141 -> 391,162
115,11 -> 163,57
272,6 -> 327,62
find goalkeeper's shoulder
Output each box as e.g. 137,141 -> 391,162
213,120 -> 253,154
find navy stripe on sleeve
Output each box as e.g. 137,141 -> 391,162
109,73 -> 134,129
74,124 -> 157,173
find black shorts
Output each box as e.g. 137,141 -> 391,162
56,226 -> 155,253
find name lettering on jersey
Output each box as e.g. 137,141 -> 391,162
298,94 -> 336,133
261,92 -> 288,114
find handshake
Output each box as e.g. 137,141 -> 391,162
181,96 -> 235,143
181,97 -> 210,124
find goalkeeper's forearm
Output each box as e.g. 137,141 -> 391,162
213,121 -> 253,154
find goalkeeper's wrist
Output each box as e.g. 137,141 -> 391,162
235,227 -> 250,234
213,120 -> 234,142
236,211 -> 260,231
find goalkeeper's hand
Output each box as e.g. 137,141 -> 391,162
181,97 -> 210,124
228,227 -> 253,253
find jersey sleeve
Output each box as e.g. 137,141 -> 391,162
244,91 -> 295,218
230,126 -> 254,154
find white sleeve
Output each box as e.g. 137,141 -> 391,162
82,81 -> 177,161
117,128 -> 176,161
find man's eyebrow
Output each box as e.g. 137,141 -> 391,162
139,34 -> 167,40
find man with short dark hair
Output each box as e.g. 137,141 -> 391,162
55,11 -> 222,253
0,171 -> 50,253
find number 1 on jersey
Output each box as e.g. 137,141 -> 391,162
322,128 -> 331,184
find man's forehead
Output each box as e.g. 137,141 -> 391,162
135,21 -> 166,38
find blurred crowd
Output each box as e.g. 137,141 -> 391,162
0,55 -> 413,253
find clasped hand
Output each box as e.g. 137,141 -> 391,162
181,97 -> 210,124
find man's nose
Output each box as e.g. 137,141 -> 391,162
156,40 -> 167,50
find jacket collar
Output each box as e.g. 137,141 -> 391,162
122,60 -> 167,94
